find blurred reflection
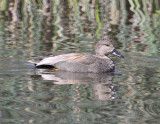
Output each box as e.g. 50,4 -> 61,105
31,69 -> 118,100
93,84 -> 118,100
0,0 -> 159,123
33,69 -> 113,84
8,0 -> 22,22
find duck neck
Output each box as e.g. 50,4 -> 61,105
95,53 -> 107,58
95,46 -> 108,57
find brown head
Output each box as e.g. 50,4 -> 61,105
95,37 -> 124,58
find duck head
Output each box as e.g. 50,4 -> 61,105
95,38 -> 124,58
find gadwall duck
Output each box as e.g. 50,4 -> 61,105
34,38 -> 124,73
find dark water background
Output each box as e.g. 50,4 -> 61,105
0,0 -> 160,124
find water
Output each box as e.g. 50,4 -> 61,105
0,0 -> 160,124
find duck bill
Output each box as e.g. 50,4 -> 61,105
112,49 -> 124,58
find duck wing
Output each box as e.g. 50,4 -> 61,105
36,53 -> 96,70
54,53 -> 96,72
65,53 -> 95,65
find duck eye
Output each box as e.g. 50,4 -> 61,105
106,44 -> 109,46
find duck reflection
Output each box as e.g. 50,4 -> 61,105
31,69 -> 119,100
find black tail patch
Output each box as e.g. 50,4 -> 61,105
36,64 -> 55,69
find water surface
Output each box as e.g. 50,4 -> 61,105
0,1 -> 160,124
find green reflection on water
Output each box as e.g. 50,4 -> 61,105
0,0 -> 159,124
95,0 -> 102,39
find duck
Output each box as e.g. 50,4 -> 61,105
34,37 -> 124,73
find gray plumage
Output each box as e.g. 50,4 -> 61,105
34,38 -> 124,73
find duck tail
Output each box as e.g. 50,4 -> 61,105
28,55 -> 45,65
28,60 -> 39,65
